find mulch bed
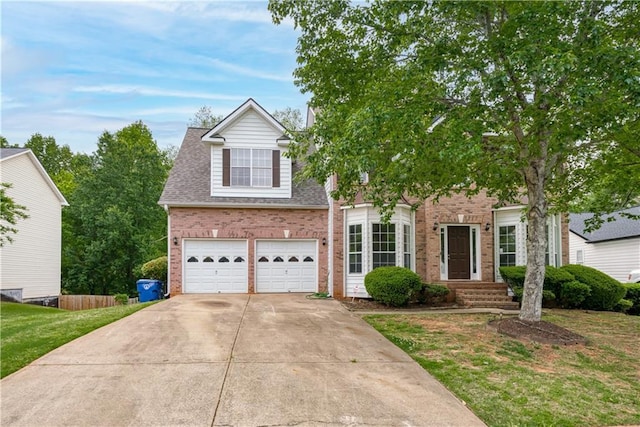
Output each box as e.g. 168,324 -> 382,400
488,317 -> 587,346
341,297 -> 587,346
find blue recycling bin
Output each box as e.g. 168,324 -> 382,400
137,279 -> 163,302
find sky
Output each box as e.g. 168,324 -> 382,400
1,0 -> 307,153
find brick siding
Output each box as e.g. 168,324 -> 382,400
169,207 -> 329,295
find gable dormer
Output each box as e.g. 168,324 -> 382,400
202,99 -> 292,199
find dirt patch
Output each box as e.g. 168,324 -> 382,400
489,317 -> 587,346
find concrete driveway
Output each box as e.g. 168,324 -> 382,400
1,294 -> 485,426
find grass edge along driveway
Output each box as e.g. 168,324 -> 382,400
1,301 -> 154,378
365,310 -> 640,427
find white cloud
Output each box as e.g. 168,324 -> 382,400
207,58 -> 293,82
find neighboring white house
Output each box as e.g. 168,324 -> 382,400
0,148 -> 68,304
569,206 -> 640,282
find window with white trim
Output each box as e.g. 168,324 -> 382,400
372,223 -> 396,268
348,224 -> 362,273
230,148 -> 272,187
403,224 -> 411,268
499,225 -> 516,267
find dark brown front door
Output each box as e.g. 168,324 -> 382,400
448,226 -> 470,279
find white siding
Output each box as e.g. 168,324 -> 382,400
494,207 -> 562,281
344,205 -> 413,298
211,110 -> 292,198
0,154 -> 63,299
569,233 -> 640,282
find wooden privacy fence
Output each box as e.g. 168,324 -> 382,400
59,295 -> 139,311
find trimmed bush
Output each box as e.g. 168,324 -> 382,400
544,266 -> 576,296
499,266 -> 526,288
561,264 -> 626,311
414,283 -> 450,304
623,283 -> 640,315
141,256 -> 168,283
364,267 -> 422,307
558,280 -> 591,308
614,298 -> 633,313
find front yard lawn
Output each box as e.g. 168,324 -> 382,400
0,302 -> 153,378
365,310 -> 640,427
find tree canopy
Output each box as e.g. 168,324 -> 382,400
188,105 -> 224,128
270,0 -> 640,321
64,122 -> 171,295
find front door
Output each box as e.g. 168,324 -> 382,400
448,226 -> 470,279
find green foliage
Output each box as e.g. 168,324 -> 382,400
622,283 -> 640,315
140,256 -> 168,283
561,265 -> 627,311
364,267 -> 422,307
271,0 -> 640,322
0,183 -> 29,246
188,105 -> 223,128
559,281 -> 591,309
64,122 -> 170,295
499,266 -> 527,288
543,266 -> 576,297
614,299 -> 633,314
272,107 -> 304,131
113,294 -> 129,305
414,283 -> 450,305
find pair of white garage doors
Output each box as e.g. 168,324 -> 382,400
184,240 -> 317,293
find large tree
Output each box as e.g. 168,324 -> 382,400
270,1 -> 640,321
188,105 -> 224,128
65,122 -> 170,295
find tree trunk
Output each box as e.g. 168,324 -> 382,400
519,160 -> 548,322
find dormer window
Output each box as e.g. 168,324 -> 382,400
223,148 -> 280,188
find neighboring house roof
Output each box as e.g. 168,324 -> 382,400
569,206 -> 640,243
0,148 -> 69,206
158,127 -> 328,209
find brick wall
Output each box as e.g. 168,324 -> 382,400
169,207 -> 329,295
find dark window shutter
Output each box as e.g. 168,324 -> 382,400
222,149 -> 230,187
272,150 -> 280,188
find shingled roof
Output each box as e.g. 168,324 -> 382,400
569,206 -> 640,243
158,127 -> 328,209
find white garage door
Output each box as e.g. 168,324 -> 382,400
256,240 -> 317,293
184,240 -> 248,293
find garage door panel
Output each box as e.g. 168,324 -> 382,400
184,240 -> 248,293
256,240 -> 317,293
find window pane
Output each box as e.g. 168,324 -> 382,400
372,223 -> 396,269
499,225 -> 517,267
252,149 -> 272,187
348,224 -> 362,274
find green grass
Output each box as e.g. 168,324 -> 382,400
0,301 -> 154,378
365,310 -> 640,427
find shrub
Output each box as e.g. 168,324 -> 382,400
140,256 -> 168,283
364,267 -> 422,307
558,280 -> 591,308
113,293 -> 129,305
614,298 -> 633,313
623,283 -> 640,315
561,264 -> 626,311
414,283 -> 450,304
544,266 -> 576,296
499,266 -> 526,288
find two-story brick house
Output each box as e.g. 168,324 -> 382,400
159,99 -> 568,300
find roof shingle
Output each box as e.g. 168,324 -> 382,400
158,127 -> 328,209
569,206 -> 640,242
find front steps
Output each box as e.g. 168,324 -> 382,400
441,282 -> 520,310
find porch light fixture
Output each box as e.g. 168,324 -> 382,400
432,221 -> 439,231
485,222 -> 491,231
172,236 -> 178,246
322,237 -> 327,246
